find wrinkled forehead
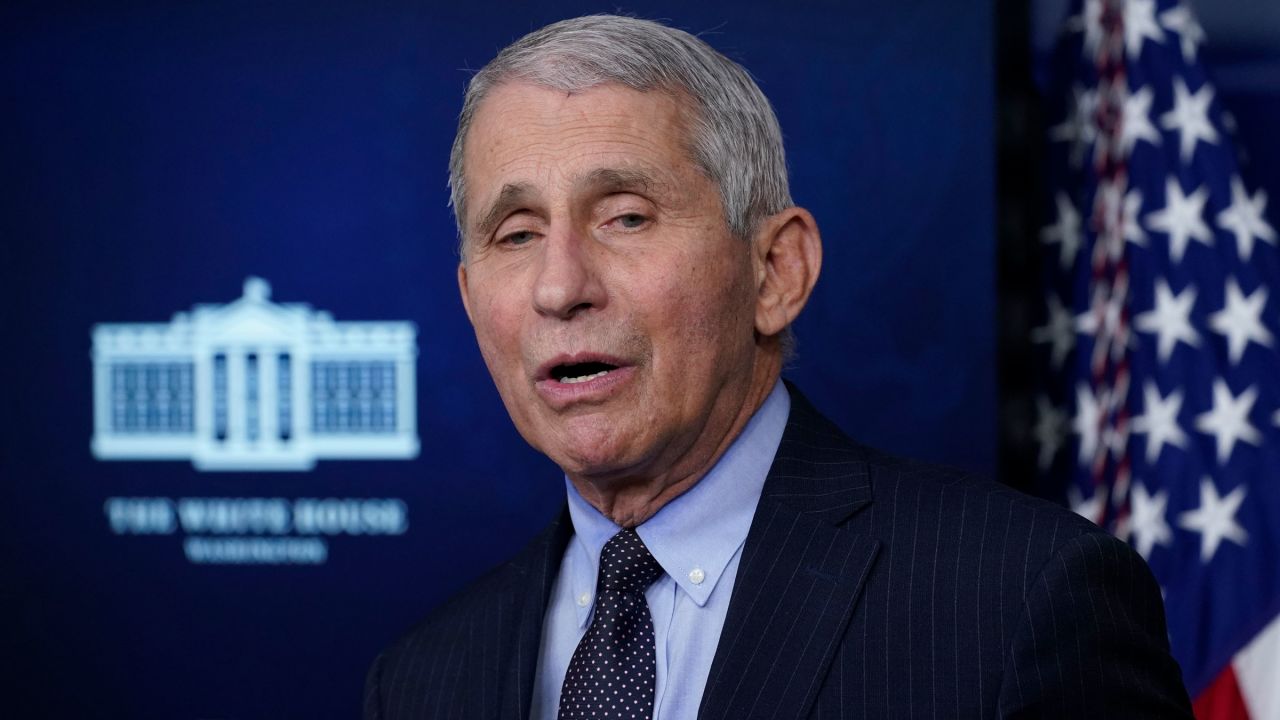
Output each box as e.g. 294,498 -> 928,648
458,81 -> 706,228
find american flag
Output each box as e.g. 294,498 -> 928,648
1035,1 -> 1280,717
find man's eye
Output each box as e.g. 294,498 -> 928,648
615,213 -> 648,229
500,230 -> 536,246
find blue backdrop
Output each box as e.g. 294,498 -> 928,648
1,2 -> 994,717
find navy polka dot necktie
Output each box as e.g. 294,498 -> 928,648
558,528 -> 664,719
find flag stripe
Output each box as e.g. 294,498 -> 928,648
1234,611 -> 1280,720
1191,665 -> 1250,720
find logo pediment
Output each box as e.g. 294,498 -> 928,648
199,301 -> 301,343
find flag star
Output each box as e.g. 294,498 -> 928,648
1125,0 -> 1167,58
1129,483 -> 1173,559
1159,4 -> 1205,63
1065,0 -> 1107,61
1145,177 -> 1212,262
1194,380 -> 1262,464
1068,485 -> 1106,526
1103,419 -> 1130,461
1095,180 -> 1132,260
1090,179 -> 1141,257
1131,382 -> 1188,464
1122,188 -> 1147,247
1073,383 -> 1103,464
1033,294 -> 1077,369
1215,176 -> 1277,261
1050,85 -> 1099,168
1120,87 -> 1162,156
1177,477 -> 1248,562
1076,306 -> 1098,336
1033,396 -> 1067,470
1134,279 -> 1200,362
1159,78 -> 1218,163
1077,287 -> 1123,343
1208,277 -> 1273,364
1041,192 -> 1083,269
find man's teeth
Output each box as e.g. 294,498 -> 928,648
559,369 -> 610,384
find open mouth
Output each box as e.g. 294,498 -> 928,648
550,360 -> 619,384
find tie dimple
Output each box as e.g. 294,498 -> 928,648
557,528 -> 663,719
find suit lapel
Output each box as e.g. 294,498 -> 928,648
497,507 -> 572,720
698,388 -> 881,720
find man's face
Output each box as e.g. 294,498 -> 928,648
457,82 -> 765,484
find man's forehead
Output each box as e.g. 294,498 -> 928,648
461,83 -> 698,226
464,81 -> 695,167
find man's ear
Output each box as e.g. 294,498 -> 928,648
457,262 -> 476,327
752,207 -> 823,338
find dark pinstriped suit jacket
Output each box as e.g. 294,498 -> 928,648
364,387 -> 1193,719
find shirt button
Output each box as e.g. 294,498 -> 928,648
577,592 -> 591,607
688,567 -> 706,585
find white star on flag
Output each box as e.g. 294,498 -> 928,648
1076,288 -> 1123,345
1131,381 -> 1188,464
1208,277 -> 1273,365
1124,0 -> 1166,58
1050,85 -> 1099,168
1133,279 -> 1199,362
1177,477 -> 1249,562
1073,383 -> 1103,464
1032,294 -> 1077,369
1159,3 -> 1205,62
1120,87 -> 1162,156
1216,177 -> 1277,261
1068,485 -> 1105,526
1194,379 -> 1262,464
1129,482 -> 1173,559
1145,177 -> 1212,262
1122,188 -> 1147,247
1065,0 -> 1106,62
1159,77 -> 1218,163
1034,396 -> 1067,471
1041,192 -> 1083,269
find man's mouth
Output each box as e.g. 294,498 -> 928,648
551,360 -> 619,384
534,353 -> 635,407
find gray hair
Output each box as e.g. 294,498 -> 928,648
448,14 -> 793,250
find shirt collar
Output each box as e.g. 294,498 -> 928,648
564,379 -> 790,626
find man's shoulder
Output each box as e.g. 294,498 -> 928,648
862,443 -> 1112,556
781,385 -> 1114,559
364,511 -> 569,718
374,510 -> 567,665
868,443 -> 1097,530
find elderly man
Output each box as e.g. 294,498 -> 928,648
364,14 -> 1192,720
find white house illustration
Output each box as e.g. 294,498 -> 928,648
91,277 -> 419,471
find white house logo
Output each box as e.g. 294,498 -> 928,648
90,277 -> 419,471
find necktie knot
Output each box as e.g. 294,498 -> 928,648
598,528 -> 663,593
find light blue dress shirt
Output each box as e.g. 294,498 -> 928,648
530,380 -> 790,720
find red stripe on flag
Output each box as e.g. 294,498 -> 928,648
1193,665 -> 1250,720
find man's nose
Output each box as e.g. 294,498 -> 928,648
531,229 -> 606,320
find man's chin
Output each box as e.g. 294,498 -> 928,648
550,446 -> 637,481
543,432 -> 650,485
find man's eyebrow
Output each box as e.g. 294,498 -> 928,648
474,182 -> 538,239
577,168 -> 660,196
